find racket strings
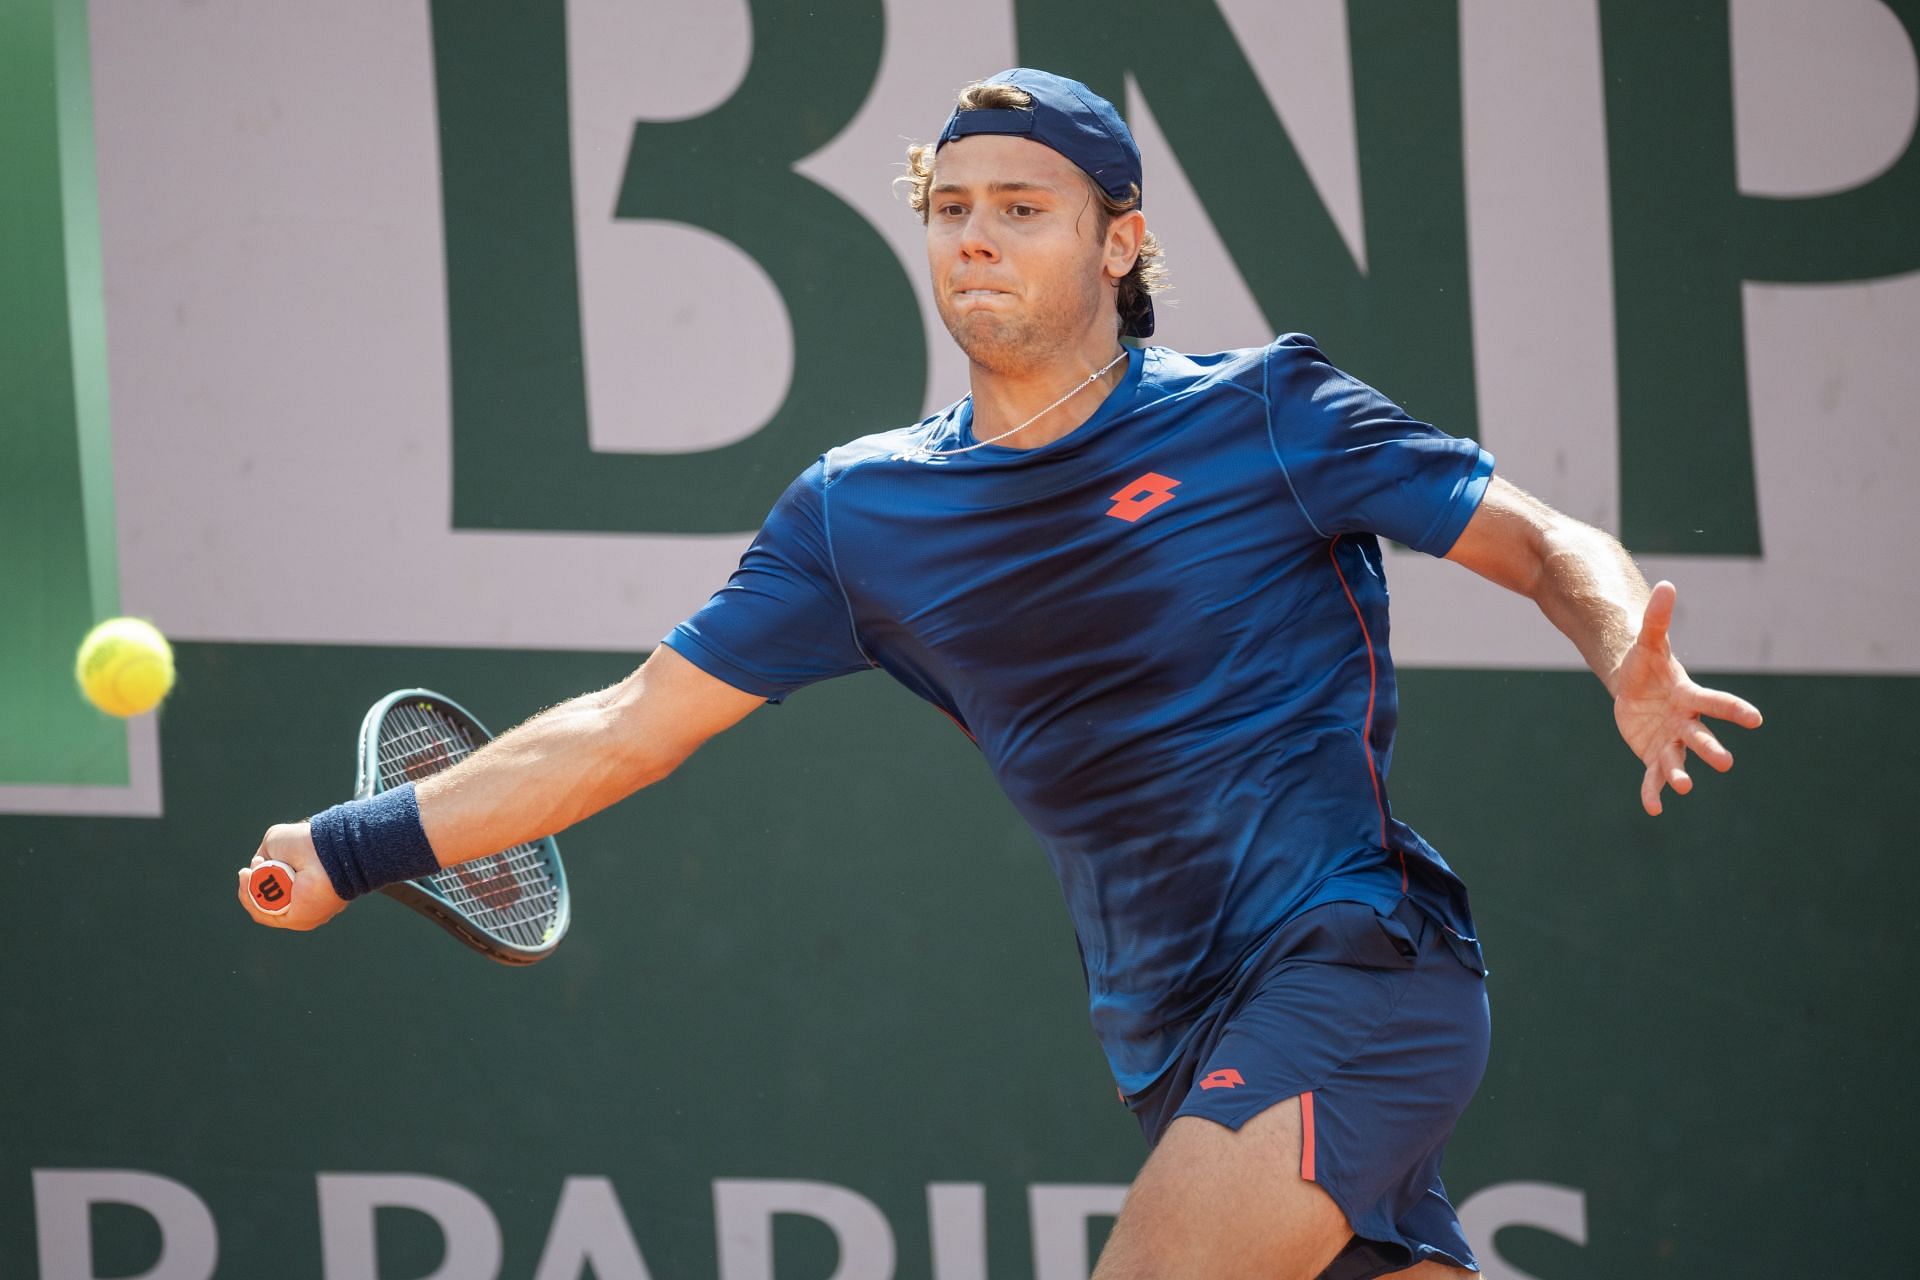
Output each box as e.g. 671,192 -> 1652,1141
374,701 -> 563,948
436,843 -> 559,944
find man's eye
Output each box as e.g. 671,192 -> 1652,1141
937,203 -> 966,217
1008,204 -> 1039,217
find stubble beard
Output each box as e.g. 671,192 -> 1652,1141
940,307 -> 1058,375
937,264 -> 1110,377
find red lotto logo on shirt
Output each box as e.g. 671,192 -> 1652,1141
1107,473 -> 1181,522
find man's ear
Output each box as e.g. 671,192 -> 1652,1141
1105,209 -> 1146,280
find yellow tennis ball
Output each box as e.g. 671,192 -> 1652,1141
75,617 -> 175,717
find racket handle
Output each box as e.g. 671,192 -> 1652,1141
247,859 -> 297,915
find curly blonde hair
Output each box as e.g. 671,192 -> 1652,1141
900,81 -> 1168,337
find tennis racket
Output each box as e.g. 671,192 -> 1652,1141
247,688 -> 571,964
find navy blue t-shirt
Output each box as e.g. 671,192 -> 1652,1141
666,335 -> 1496,1094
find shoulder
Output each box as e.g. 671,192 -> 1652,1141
816,399 -> 966,487
1257,332 -> 1338,382
1258,332 -> 1370,397
1266,332 -> 1328,361
1132,338 -> 1348,411
819,429 -> 914,484
1139,342 -> 1270,398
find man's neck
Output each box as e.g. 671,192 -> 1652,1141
968,334 -> 1131,452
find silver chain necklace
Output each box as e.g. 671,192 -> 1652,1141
896,349 -> 1128,462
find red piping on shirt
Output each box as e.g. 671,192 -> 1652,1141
936,705 -> 978,745
1327,537 -> 1405,893
1299,1090 -> 1317,1182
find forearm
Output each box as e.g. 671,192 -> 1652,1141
241,647 -> 758,928
413,683 -> 671,868
1529,521 -> 1652,696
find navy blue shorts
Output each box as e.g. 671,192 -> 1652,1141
1124,898 -> 1491,1279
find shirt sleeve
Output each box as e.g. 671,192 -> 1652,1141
662,461 -> 872,702
1264,334 -> 1495,556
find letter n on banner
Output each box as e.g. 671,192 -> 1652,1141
1014,0 -> 1480,451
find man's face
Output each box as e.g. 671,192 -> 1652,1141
926,135 -> 1127,373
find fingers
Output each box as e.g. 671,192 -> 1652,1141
1640,759 -> 1663,816
1640,738 -> 1695,816
1620,581 -> 1762,816
1681,721 -> 1733,772
237,861 -> 319,930
1663,739 -> 1692,796
1687,683 -> 1764,730
238,822 -> 346,932
1636,580 -> 1677,652
237,828 -> 312,929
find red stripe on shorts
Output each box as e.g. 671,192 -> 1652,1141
1299,1091 -> 1317,1182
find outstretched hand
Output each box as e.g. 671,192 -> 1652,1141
1611,581 -> 1763,815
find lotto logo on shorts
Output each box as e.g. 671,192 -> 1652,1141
1199,1068 -> 1245,1091
1106,472 -> 1181,522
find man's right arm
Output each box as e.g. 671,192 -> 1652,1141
236,645 -> 765,930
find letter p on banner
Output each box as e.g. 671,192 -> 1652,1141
33,1169 -> 218,1280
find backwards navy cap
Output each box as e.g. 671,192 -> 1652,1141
936,68 -> 1153,338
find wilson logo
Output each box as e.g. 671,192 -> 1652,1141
1199,1068 -> 1245,1091
1106,472 -> 1181,522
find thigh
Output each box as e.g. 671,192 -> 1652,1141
1109,901 -> 1491,1279
1094,1096 -> 1349,1280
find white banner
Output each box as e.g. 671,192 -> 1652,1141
91,0 -> 1920,670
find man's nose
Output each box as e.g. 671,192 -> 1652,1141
957,212 -> 999,261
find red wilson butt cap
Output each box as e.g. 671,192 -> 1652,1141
248,861 -> 295,915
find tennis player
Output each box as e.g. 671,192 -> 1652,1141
240,70 -> 1762,1279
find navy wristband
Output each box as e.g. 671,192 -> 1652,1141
307,782 -> 441,901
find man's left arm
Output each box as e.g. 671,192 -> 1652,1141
1443,476 -> 1763,815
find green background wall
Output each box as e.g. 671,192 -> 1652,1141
3,648 -> 1908,1274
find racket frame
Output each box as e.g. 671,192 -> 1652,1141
354,688 -> 572,965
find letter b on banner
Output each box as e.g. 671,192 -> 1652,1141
429,0 -> 924,535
